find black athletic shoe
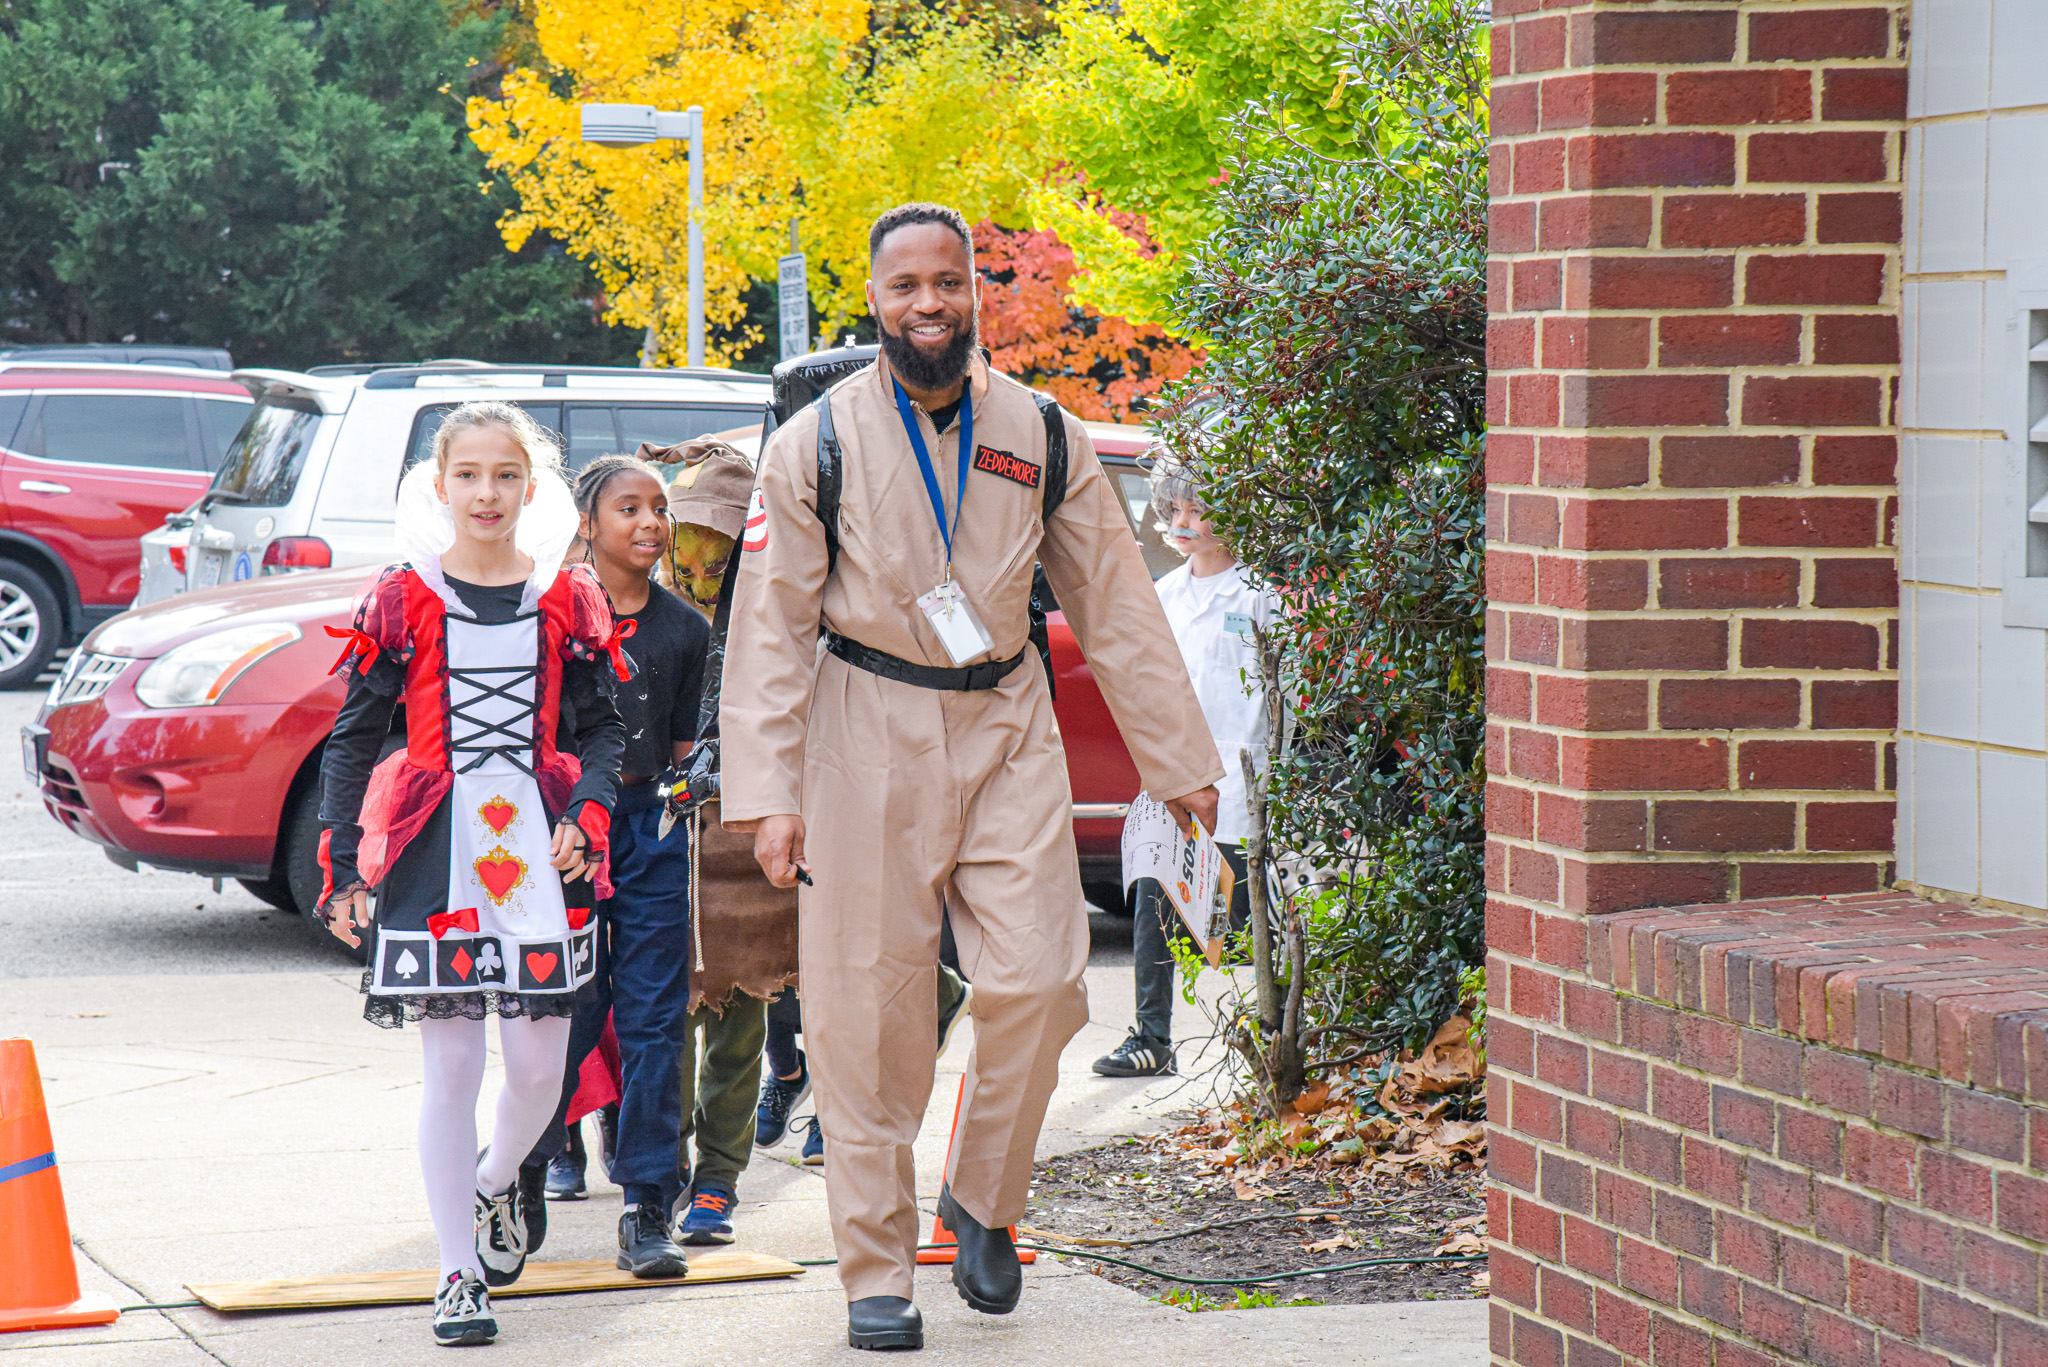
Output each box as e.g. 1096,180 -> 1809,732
756,1052 -> 811,1148
432,1269 -> 496,1347
617,1203 -> 690,1279
848,1295 -> 923,1350
1091,1029 -> 1176,1077
936,973 -> 973,1060
474,1179 -> 529,1288
937,1184 -> 1021,1314
518,1157 -> 548,1255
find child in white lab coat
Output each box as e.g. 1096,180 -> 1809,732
1093,460 -> 1279,1077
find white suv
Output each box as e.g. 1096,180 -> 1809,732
142,361 -> 771,604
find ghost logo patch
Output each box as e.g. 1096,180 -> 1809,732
742,486 -> 769,553
972,445 -> 1041,489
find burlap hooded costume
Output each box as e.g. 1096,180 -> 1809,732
637,437 -> 800,1014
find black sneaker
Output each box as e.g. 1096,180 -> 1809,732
432,1268 -> 496,1347
617,1202 -> 690,1279
546,1125 -> 588,1201
756,1052 -> 811,1148
1091,1030 -> 1175,1077
473,1180 -> 528,1287
936,971 -> 973,1060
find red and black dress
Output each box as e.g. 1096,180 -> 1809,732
319,562 -> 629,1028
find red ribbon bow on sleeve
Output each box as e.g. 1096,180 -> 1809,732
427,906 -> 480,940
324,624 -> 382,676
601,618 -> 638,682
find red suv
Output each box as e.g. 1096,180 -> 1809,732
0,364 -> 252,687
25,425 -> 1174,930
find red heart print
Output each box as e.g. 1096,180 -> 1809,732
474,850 -> 526,904
526,951 -> 558,983
478,798 -> 518,835
567,906 -> 589,930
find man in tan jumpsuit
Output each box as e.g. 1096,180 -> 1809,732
720,202 -> 1221,1351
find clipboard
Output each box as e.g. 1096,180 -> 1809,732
1121,792 -> 1237,967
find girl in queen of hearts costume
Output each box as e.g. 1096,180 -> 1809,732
318,401 -> 628,1347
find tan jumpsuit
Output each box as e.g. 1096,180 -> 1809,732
720,354 -> 1222,1301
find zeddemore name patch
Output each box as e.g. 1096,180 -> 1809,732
972,445 -> 1041,489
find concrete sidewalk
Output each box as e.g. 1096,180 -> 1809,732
0,964 -> 1487,1366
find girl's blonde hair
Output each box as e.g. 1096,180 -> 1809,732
430,401 -> 566,479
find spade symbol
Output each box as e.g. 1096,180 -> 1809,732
395,948 -> 421,980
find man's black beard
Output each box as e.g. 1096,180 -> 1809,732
878,314 -> 977,394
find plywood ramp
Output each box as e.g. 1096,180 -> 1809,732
187,1250 -> 804,1313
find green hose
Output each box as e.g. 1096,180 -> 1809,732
795,1242 -> 1486,1287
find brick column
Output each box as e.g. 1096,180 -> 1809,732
1486,0 -> 1906,917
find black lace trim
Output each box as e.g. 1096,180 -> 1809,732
360,980 -> 579,1030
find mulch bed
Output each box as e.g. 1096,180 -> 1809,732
1024,1129 -> 1488,1308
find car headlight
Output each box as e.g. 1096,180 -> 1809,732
134,623 -> 302,709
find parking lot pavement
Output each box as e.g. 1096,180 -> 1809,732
0,686 -> 1486,1365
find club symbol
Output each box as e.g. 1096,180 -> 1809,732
475,942 -> 504,978
394,948 -> 421,980
572,937 -> 591,973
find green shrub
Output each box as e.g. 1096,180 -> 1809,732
1154,0 -> 1487,1101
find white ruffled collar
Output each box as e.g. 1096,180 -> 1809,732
393,458 -> 577,617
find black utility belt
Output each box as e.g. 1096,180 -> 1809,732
826,631 -> 1025,692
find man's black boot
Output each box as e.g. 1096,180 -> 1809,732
847,1295 -> 923,1350
937,1185 -> 1021,1314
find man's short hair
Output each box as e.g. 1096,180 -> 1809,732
868,203 -> 973,262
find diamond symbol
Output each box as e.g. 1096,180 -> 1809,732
452,946 -> 474,980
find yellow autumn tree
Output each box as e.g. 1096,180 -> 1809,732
468,0 -> 1047,365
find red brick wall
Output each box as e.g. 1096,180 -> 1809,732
1486,0 -> 1906,912
1488,896 -> 2048,1367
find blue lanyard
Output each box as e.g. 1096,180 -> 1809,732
893,379 -> 972,574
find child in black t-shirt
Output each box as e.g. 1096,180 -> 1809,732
546,454 -> 715,1276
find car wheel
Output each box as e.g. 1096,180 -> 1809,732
0,560 -> 62,691
236,874 -> 296,912
280,779 -> 367,965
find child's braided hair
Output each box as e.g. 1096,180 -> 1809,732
573,454 -> 665,563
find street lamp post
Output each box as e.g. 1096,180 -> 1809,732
580,102 -> 706,367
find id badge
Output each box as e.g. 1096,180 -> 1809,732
917,581 -> 997,666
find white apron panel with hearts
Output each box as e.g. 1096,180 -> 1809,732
369,611 -> 597,997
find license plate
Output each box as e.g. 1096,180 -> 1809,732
197,551 -> 224,587
21,723 -> 47,781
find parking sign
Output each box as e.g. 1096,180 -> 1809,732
778,253 -> 809,360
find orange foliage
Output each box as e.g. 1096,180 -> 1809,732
973,219 -> 1201,423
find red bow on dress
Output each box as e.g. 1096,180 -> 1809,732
325,625 -> 382,676
428,906 -> 480,939
601,618 -> 638,681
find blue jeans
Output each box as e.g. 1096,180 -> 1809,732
604,796 -> 697,1209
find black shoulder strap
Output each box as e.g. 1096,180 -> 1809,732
1033,392 -> 1069,522
691,555 -> 741,745
814,391 -> 842,577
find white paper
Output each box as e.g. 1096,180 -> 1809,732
1121,792 -> 1235,964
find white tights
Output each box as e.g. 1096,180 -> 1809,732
417,1013 -> 571,1277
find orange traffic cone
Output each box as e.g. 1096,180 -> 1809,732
0,1038 -> 119,1333
915,1077 -> 1036,1266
